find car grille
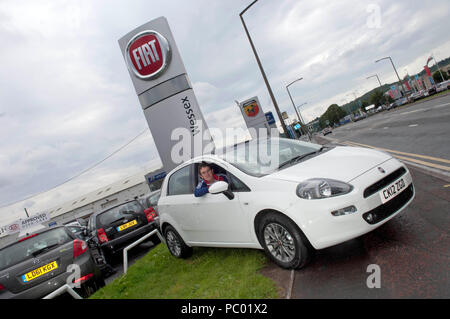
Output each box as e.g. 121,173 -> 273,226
363,167 -> 407,198
362,183 -> 414,225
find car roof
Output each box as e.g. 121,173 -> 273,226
91,199 -> 141,217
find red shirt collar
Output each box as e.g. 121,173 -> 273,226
205,174 -> 221,185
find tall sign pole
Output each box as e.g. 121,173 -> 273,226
118,17 -> 214,174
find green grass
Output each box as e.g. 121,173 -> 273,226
90,244 -> 279,299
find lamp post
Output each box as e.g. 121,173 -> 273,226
366,74 -> 382,88
286,78 -> 311,140
286,77 -> 303,124
375,56 -> 404,94
432,53 -> 445,83
367,74 -> 389,105
240,0 -> 288,136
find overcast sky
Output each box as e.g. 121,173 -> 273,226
1,0 -> 449,224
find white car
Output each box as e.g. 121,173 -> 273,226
158,138 -> 415,269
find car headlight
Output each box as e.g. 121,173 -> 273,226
296,178 -> 353,199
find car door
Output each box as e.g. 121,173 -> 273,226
181,162 -> 252,244
159,164 -> 196,240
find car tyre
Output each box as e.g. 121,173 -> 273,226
150,233 -> 161,246
259,213 -> 311,269
164,225 -> 192,259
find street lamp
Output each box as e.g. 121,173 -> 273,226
375,56 -> 404,93
367,74 -> 388,105
286,77 -> 304,124
366,74 -> 382,88
240,0 -> 289,136
286,78 -> 311,140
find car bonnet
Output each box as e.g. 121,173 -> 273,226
265,146 -> 392,183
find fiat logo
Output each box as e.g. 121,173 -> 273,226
378,167 -> 386,174
125,30 -> 171,80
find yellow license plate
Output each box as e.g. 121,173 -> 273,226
22,261 -> 58,282
117,219 -> 137,232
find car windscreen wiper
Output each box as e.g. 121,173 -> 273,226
278,151 -> 318,169
31,243 -> 60,257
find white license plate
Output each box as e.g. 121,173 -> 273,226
379,177 -> 407,204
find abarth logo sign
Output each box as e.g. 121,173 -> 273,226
243,100 -> 259,117
125,30 -> 171,80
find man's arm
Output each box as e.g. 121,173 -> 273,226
194,181 -> 209,197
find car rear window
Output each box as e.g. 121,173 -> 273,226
148,192 -> 160,207
97,201 -> 142,227
0,227 -> 72,271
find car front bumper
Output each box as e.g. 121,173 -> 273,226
287,158 -> 415,250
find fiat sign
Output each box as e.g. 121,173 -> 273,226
126,30 -> 171,80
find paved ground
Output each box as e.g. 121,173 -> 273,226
104,239 -> 159,285
285,96 -> 450,299
327,93 -> 450,160
289,165 -> 449,299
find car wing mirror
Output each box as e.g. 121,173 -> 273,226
208,181 -> 229,194
209,181 -> 234,200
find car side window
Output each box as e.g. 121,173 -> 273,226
228,173 -> 251,192
194,162 -> 249,192
168,165 -> 193,196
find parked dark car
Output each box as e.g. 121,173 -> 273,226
65,224 -> 88,241
139,190 -> 161,215
63,224 -> 115,278
428,86 -> 437,95
0,226 -> 104,299
87,200 -> 160,262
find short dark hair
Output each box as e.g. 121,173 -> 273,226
198,162 -> 212,173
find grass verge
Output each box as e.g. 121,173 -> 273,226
90,244 -> 279,299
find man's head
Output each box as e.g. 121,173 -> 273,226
198,162 -> 215,184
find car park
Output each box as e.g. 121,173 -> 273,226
428,86 -> 437,95
409,91 -> 424,101
65,223 -> 89,241
375,106 -> 385,113
322,127 -> 332,135
436,80 -> 450,92
87,199 -> 160,262
0,226 -> 104,299
158,137 -> 415,269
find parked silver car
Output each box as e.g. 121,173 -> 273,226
0,226 -> 104,299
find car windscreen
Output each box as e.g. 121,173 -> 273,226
0,227 -> 72,271
97,201 -> 142,227
218,137 -> 322,177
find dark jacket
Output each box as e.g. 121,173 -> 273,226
194,174 -> 228,197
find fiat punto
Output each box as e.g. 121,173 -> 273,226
158,137 -> 415,269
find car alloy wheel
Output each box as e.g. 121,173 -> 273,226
166,230 -> 182,257
263,223 -> 296,263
